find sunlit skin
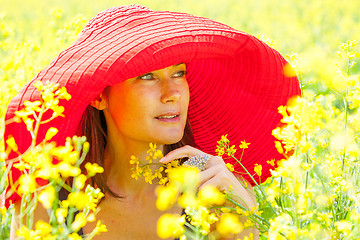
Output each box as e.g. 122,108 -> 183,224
81,64 -> 259,239
25,64 -> 258,239
103,63 -> 190,150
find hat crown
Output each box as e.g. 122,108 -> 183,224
83,5 -> 151,32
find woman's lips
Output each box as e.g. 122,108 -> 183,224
155,112 -> 180,122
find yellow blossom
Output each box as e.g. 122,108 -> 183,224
38,185 -> 55,209
156,184 -> 179,211
334,220 -> 353,235
44,127 -> 58,141
85,162 -> 104,177
33,81 -> 44,91
68,191 -> 90,210
56,208 -> 68,224
254,164 -> 262,177
130,155 -> 138,164
16,226 -> 37,239
178,192 -> 199,208
227,145 -> 237,155
239,140 -> 251,149
226,163 -> 235,172
58,162 -> 81,178
35,220 -> 52,236
274,141 -> 284,154
157,214 -> 185,239
6,136 -> 18,152
55,86 -> 71,100
198,185 -> 226,206
92,220 -> 108,235
18,174 -> 37,194
167,166 -> 200,190
68,232 -> 82,240
244,233 -> 254,240
74,174 -> 87,189
71,212 -> 87,232
266,159 -> 276,167
283,63 -> 297,77
217,213 -> 243,236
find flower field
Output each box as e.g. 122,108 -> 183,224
1,0 -> 360,239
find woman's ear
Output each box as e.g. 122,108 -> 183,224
90,93 -> 107,110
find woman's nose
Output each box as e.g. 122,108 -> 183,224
160,79 -> 181,103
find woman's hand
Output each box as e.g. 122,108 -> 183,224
160,145 -> 256,210
160,145 -> 259,239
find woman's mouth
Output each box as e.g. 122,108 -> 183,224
155,113 -> 180,122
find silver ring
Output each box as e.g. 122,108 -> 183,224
182,155 -> 210,171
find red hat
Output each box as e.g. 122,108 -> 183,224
5,5 -> 300,201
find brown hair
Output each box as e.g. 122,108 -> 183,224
80,105 -> 196,198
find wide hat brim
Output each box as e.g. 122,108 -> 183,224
5,5 -> 300,200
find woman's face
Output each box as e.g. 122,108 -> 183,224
103,63 -> 189,146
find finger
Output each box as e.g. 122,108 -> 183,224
199,165 -> 232,191
159,145 -> 205,163
203,155 -> 225,169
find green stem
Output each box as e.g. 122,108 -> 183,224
31,105 -> 46,148
227,150 -> 278,216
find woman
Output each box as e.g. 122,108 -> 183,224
5,5 -> 301,239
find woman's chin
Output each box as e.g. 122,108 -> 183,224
156,134 -> 184,146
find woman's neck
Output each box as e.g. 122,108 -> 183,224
103,138 -> 164,198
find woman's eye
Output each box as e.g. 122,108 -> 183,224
138,73 -> 155,80
172,71 -> 187,78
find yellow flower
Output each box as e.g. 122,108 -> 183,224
16,226 -> 37,239
6,136 -> 18,152
216,213 -> 243,236
244,233 -> 254,240
24,118 -> 34,132
215,146 -> 225,156
178,192 -> 199,208
156,184 -> 179,211
92,220 -> 108,235
68,232 -> 82,240
283,63 -> 297,77
334,220 -> 353,235
226,163 -> 235,172
56,208 -> 68,224
274,141 -> 284,154
55,86 -> 71,100
24,100 -> 42,112
68,191 -> 90,210
85,162 -> 104,177
33,81 -> 44,91
74,174 -> 87,189
198,185 -> 226,207
18,174 -> 37,194
239,140 -> 251,149
254,164 -> 262,177
13,161 -> 30,171
266,159 -> 276,167
130,155 -> 139,164
38,185 -> 55,209
44,127 -> 58,141
51,105 -> 65,117
58,162 -> 81,178
157,214 -> 185,239
35,220 -> 52,236
71,212 -> 87,232
168,166 -> 200,190
227,145 -> 237,155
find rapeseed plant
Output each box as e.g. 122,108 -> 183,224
0,82 -> 106,239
